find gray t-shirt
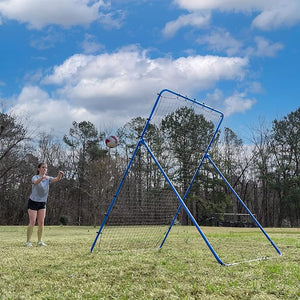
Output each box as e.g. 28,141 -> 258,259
29,175 -> 53,203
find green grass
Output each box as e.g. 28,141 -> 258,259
0,226 -> 299,299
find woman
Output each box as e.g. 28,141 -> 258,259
25,163 -> 64,247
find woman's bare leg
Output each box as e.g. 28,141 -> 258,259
27,209 -> 37,243
37,209 -> 46,243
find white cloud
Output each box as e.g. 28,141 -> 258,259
247,36 -> 284,57
43,54 -> 96,85
252,1 -> 300,30
8,48 -> 250,135
205,88 -> 224,108
80,34 -> 104,54
245,81 -> 264,94
29,29 -> 64,50
8,85 -> 126,136
173,0 -> 300,31
174,0 -> 266,12
223,92 -> 256,116
43,47 -> 248,112
205,89 -> 257,116
0,0 -> 111,29
198,31 -> 283,58
97,10 -> 125,29
8,86 -> 72,135
162,12 -> 210,38
197,29 -> 242,56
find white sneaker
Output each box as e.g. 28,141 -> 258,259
37,241 -> 47,247
25,241 -> 32,247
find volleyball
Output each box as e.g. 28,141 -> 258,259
105,135 -> 118,148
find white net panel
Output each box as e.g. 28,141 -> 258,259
94,90 -> 223,252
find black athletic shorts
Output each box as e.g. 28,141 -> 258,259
28,199 -> 46,211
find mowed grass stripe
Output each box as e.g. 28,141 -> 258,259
0,226 -> 299,299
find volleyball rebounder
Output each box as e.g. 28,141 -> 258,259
90,89 -> 281,266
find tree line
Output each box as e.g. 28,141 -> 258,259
0,107 -> 299,227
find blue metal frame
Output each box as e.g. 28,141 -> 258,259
90,89 -> 281,265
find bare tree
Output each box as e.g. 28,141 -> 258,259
0,112 -> 32,224
63,121 -> 105,225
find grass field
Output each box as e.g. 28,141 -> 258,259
0,226 -> 299,299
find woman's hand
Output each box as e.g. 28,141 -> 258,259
58,171 -> 64,180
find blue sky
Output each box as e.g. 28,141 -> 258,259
0,0 -> 299,142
